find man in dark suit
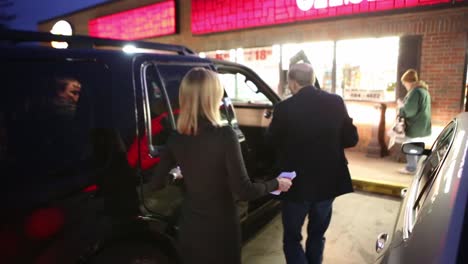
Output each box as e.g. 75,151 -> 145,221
268,63 -> 358,264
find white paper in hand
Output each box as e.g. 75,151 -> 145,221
270,171 -> 296,195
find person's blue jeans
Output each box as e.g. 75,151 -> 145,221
281,199 -> 334,264
406,154 -> 419,172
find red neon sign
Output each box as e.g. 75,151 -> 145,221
192,0 -> 452,35
89,0 -> 176,40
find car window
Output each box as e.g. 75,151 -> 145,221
218,72 -> 270,104
1,60 -> 108,207
143,64 -> 179,147
144,63 -> 237,147
410,121 -> 456,228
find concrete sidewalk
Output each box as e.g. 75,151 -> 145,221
243,192 -> 400,264
346,150 -> 412,197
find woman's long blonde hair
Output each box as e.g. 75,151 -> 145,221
177,67 -> 224,135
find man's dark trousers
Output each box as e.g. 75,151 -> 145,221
282,199 -> 334,264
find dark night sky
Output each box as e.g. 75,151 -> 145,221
7,0 -> 109,31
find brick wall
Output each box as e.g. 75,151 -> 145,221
421,32 -> 467,125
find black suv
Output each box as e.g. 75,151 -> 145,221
0,31 -> 281,263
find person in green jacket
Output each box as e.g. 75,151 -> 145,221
397,69 -> 432,174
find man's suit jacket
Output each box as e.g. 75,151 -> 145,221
268,86 -> 358,202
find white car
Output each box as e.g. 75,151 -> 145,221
376,112 -> 468,263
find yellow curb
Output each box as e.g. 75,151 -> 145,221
352,177 -> 408,197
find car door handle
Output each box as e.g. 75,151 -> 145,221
400,188 -> 408,198
375,233 -> 389,253
170,166 -> 183,181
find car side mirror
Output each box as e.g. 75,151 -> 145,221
401,142 -> 431,156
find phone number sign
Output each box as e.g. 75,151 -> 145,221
192,0 -> 452,34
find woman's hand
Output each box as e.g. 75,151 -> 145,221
277,177 -> 292,192
397,98 -> 404,108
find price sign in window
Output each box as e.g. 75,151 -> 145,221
237,46 -> 281,94
201,46 -> 280,96
336,37 -> 399,101
203,49 -> 236,62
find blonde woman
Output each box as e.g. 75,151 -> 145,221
397,69 -> 432,174
154,68 -> 292,264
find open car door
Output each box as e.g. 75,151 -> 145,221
212,59 -> 281,212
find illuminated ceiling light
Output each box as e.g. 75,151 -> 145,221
296,0 -> 314,11
123,45 -> 138,53
50,20 -> 73,49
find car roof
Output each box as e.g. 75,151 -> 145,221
0,44 -> 211,65
0,29 -> 214,66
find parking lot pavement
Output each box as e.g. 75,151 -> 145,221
242,192 -> 401,264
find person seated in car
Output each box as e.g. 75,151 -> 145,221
49,77 -> 82,120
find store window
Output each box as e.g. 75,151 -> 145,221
281,42 -> 334,95
237,46 -> 281,94
203,36 -> 399,102
203,46 -> 281,95
336,37 -> 399,101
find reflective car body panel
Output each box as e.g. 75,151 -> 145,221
379,113 -> 468,263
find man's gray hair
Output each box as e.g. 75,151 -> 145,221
288,63 -> 316,87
